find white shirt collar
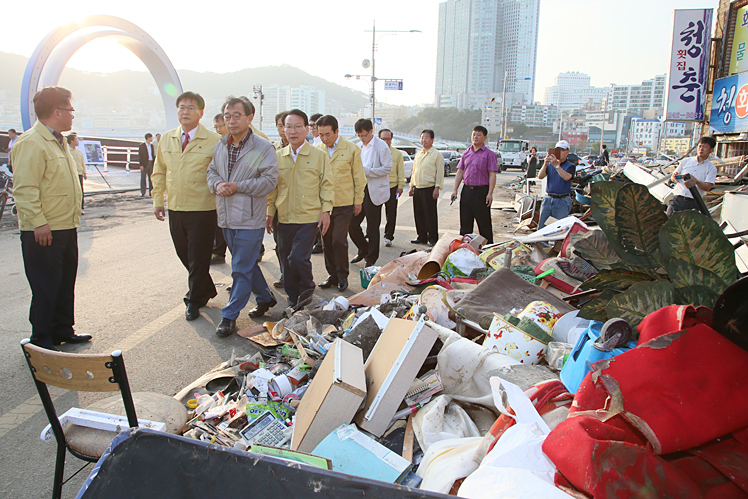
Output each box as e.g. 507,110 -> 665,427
327,136 -> 340,158
180,126 -> 198,142
291,142 -> 304,163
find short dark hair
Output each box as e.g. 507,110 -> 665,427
66,132 -> 77,145
275,111 -> 289,126
310,113 -> 323,123
8,129 -> 16,134
145,133 -> 152,140
176,91 -> 205,110
421,129 -> 435,139
355,119 -> 373,133
601,144 -> 607,150
214,114 -> 224,123
285,109 -> 308,126
378,128 -> 393,138
33,86 -> 73,120
316,115 -> 338,132
222,96 -> 254,116
698,136 -> 716,149
472,125 -> 488,137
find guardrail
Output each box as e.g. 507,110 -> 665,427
101,145 -> 139,172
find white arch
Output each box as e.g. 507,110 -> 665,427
22,15 -> 182,131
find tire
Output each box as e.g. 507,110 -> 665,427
500,163 -> 506,172
0,194 -> 6,222
445,164 -> 451,177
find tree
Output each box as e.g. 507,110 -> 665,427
394,107 -> 481,142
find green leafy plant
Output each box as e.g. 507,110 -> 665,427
576,182 -> 738,328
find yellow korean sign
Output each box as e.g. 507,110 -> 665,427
730,6 -> 748,75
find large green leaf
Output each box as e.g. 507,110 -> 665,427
614,184 -> 668,268
578,289 -> 618,322
606,281 -> 675,328
674,285 -> 720,308
659,211 -> 739,285
573,230 -> 622,270
664,258 -> 729,296
580,269 -> 654,292
590,182 -> 649,267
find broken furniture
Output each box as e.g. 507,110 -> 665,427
21,340 -> 187,499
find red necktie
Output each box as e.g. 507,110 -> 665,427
182,132 -> 190,152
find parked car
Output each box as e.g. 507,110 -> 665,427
402,150 -> 414,183
440,150 -> 461,176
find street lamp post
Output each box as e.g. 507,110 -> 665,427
252,84 -> 264,130
500,73 -> 532,141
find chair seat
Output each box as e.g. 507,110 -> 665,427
64,392 -> 188,458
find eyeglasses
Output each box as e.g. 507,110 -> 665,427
284,125 -> 307,131
178,106 -> 198,112
223,113 -> 246,121
56,108 -> 75,113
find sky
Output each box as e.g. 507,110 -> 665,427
0,0 -> 721,107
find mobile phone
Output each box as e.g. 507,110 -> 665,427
547,147 -> 561,158
674,174 -> 684,180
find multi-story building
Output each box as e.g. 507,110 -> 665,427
629,117 -> 663,152
435,0 -> 540,110
261,85 -> 325,129
543,72 -> 610,113
662,121 -> 687,137
608,75 -> 666,113
553,113 -> 589,147
359,105 -> 407,127
660,137 -> 692,156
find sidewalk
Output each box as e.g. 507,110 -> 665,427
83,165 -> 143,194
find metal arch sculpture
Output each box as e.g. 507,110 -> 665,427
21,15 -> 182,131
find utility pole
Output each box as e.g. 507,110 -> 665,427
501,69 -> 508,140
371,21 -> 376,122
252,84 -> 264,130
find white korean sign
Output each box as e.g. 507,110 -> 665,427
384,80 -> 403,91
666,9 -> 713,121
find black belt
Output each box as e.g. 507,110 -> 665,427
547,192 -> 571,199
463,184 -> 488,190
676,195 -> 695,201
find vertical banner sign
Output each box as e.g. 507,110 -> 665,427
666,9 -> 713,121
729,6 -> 748,75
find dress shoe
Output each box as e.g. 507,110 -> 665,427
319,277 -> 338,288
312,244 -> 323,254
215,318 -> 237,338
411,239 -> 427,245
273,278 -> 285,288
248,294 -> 277,318
384,238 -> 393,247
337,279 -> 348,292
185,302 -> 200,321
53,334 -> 92,345
210,254 -> 226,265
259,244 -> 266,261
350,254 -> 365,264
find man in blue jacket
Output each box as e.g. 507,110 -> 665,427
207,97 -> 279,337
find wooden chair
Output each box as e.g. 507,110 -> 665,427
21,339 -> 188,499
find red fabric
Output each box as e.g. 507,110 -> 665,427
560,223 -> 589,258
544,305 -> 748,498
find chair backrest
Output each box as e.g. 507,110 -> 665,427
22,340 -> 123,392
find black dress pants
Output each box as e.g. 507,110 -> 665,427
21,228 -> 78,348
459,185 -> 494,243
168,210 -> 217,306
413,186 -> 439,244
278,222 -> 317,306
384,185 -> 399,241
213,224 -> 227,258
322,205 -> 354,282
349,187 -> 382,265
140,161 -> 153,196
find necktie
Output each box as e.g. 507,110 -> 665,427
182,132 -> 190,152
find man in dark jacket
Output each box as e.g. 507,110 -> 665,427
139,133 -> 155,197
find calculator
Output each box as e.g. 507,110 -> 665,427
239,410 -> 287,446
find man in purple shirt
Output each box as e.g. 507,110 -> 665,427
451,126 -> 497,243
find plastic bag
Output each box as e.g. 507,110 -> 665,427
443,247 -> 485,278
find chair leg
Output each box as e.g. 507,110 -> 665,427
52,443 -> 66,499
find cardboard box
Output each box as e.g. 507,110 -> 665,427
312,424 -> 412,484
291,340 -> 366,453
354,318 -> 438,436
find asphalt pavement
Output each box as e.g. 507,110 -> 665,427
0,167 -> 520,498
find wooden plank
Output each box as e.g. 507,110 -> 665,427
402,414 -> 415,462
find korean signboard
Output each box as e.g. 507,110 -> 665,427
729,6 -> 748,75
384,80 -> 403,91
666,9 -> 713,121
710,73 -> 748,134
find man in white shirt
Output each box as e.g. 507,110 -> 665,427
6,128 -> 18,172
309,113 -> 323,147
349,118 -> 392,266
666,136 -> 718,217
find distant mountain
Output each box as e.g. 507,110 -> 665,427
0,51 -> 368,114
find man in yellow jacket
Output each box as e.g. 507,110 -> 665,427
409,129 -> 444,246
152,91 -> 221,321
316,115 -> 366,292
266,109 -> 333,308
13,86 -> 90,349
67,132 -> 87,214
379,128 -> 405,247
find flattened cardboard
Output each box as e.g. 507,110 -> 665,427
291,340 -> 366,453
355,318 -> 438,437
